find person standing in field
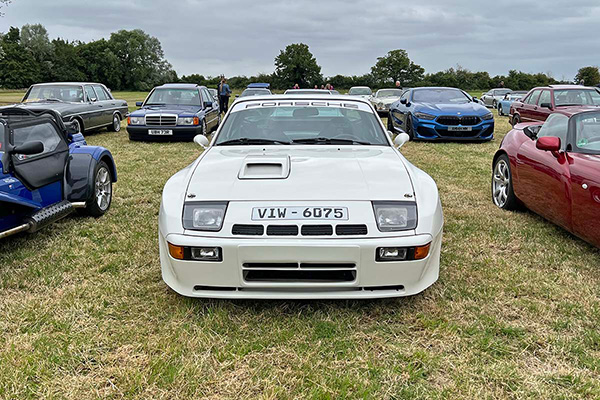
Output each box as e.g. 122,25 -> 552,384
395,81 -> 401,88
219,78 -> 232,114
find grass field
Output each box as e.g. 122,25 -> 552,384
1,91 -> 599,399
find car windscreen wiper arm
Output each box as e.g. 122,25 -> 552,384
218,138 -> 291,146
292,137 -> 372,145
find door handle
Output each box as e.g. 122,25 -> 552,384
582,183 -> 589,190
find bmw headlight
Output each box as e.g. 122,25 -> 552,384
178,116 -> 199,125
373,201 -> 418,231
128,116 -> 145,125
481,112 -> 494,121
183,202 -> 228,231
414,112 -> 436,120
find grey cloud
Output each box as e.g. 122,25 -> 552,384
1,0 -> 599,81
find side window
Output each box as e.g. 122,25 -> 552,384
538,90 -> 551,106
85,86 -> 98,102
526,90 -> 541,105
537,113 -> 569,148
201,89 -> 212,105
93,85 -> 109,101
12,122 -> 63,158
400,91 -> 409,102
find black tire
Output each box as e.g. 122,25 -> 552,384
71,118 -> 83,134
497,104 -> 503,116
406,113 -> 415,139
108,114 -> 121,132
491,154 -> 518,210
512,114 -> 521,126
84,161 -> 112,217
492,100 -> 497,109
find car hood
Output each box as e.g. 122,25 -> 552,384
12,102 -> 77,113
134,105 -> 202,116
376,97 -> 400,105
416,102 -> 489,116
186,146 -> 415,201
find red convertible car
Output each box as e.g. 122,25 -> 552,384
492,109 -> 600,248
510,85 -> 600,125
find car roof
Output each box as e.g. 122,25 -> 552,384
547,84 -> 595,90
233,94 -> 372,105
247,83 -> 270,89
411,86 -> 463,91
155,83 -> 205,89
30,82 -> 105,86
349,86 -> 371,89
284,89 -> 332,94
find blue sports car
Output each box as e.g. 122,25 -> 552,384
1,107 -> 117,240
387,87 -> 494,141
497,91 -> 527,116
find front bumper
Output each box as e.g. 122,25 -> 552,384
159,229 -> 443,299
126,125 -> 203,141
413,119 -> 494,141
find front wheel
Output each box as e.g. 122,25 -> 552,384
406,113 -> 415,139
492,100 -> 497,109
492,154 -> 518,210
108,114 -> 121,132
497,104 -> 503,116
85,161 -> 112,217
512,114 -> 521,126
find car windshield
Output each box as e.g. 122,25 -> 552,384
574,112 -> 600,153
145,88 -> 201,106
215,104 -> 388,146
241,89 -> 271,97
413,89 -> 470,104
349,88 -> 372,95
554,89 -> 600,107
23,85 -> 84,103
376,89 -> 403,98
495,89 -> 512,96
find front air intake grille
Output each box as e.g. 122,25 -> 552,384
436,115 -> 481,126
243,269 -> 356,283
266,225 -> 299,236
145,114 -> 177,126
336,224 -> 368,235
301,225 -> 333,236
232,224 -> 264,236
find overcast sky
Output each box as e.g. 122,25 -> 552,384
1,0 -> 599,81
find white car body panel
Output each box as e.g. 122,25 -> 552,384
159,95 -> 444,299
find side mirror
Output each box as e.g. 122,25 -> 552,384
400,98 -> 407,105
193,134 -> 209,148
393,132 -> 410,148
472,96 -> 478,102
540,102 -> 553,110
11,141 -> 44,155
89,97 -> 97,103
204,101 -> 213,109
536,136 -> 560,152
523,125 -> 541,140
235,94 -> 240,98
136,101 -> 143,107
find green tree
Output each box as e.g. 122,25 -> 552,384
48,38 -> 86,82
371,49 -> 424,87
0,27 -> 40,88
575,66 -> 600,86
78,39 -> 122,89
108,29 -> 176,91
21,24 -> 52,81
274,43 -> 322,89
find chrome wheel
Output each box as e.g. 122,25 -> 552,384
95,166 -> 112,211
72,119 -> 82,133
113,115 -> 121,132
492,159 -> 510,207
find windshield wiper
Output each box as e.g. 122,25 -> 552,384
292,137 -> 372,145
218,138 -> 291,146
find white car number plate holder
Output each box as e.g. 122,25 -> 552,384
252,206 -> 349,221
448,126 -> 472,132
148,129 -> 173,135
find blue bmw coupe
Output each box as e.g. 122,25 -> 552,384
387,87 -> 494,141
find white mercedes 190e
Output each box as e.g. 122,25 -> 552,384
159,95 -> 443,299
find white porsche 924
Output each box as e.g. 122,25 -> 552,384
159,95 -> 443,299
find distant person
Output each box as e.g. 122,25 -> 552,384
499,80 -> 505,88
320,85 -> 325,89
293,83 -> 300,89
219,78 -> 232,114
325,83 -> 331,90
395,81 -> 401,88
314,85 -> 318,89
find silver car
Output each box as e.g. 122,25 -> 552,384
370,88 -> 404,116
480,88 -> 512,108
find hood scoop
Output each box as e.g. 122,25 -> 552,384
238,155 -> 291,180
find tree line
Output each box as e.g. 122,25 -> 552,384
1,25 -> 597,91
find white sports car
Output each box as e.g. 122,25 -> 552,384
159,95 -> 444,299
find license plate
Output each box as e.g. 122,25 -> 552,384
148,129 -> 173,135
448,126 -> 472,132
251,207 -> 349,221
